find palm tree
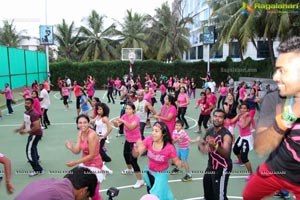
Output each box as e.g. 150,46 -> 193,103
210,0 -> 256,61
113,10 -> 150,58
54,19 -> 80,61
147,2 -> 191,60
211,0 -> 297,64
78,10 -> 118,61
0,20 -> 29,47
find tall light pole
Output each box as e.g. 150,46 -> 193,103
45,0 -> 50,83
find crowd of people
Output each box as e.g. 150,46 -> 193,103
1,36 -> 300,199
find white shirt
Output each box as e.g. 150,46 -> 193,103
134,100 -> 147,123
39,89 -> 50,109
208,81 -> 216,93
66,78 -> 71,86
95,117 -> 108,136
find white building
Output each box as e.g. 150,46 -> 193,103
181,0 -> 280,62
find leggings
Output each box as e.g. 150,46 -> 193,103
123,141 -> 141,172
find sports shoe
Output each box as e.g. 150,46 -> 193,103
116,133 -> 124,137
121,168 -> 134,175
273,191 -> 291,199
28,170 -> 45,177
170,168 -> 181,175
133,180 -> 145,189
181,174 -> 192,182
232,160 -> 245,166
194,130 -> 202,134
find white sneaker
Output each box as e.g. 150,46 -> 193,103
28,170 -> 45,177
121,168 -> 134,175
133,180 -> 145,189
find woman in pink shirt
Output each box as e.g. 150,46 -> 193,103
31,90 -> 43,119
85,80 -> 95,100
231,103 -> 253,181
154,94 -> 177,136
19,86 -> 31,100
177,86 -> 190,129
194,92 -> 211,133
133,121 -> 181,200
217,81 -> 228,109
112,102 -> 144,189
65,114 -> 103,200
31,80 -> 39,92
239,82 -> 247,104
159,80 -> 167,105
61,82 -> 71,111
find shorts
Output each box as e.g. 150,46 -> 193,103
177,148 -> 189,162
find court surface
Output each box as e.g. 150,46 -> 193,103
0,90 -> 283,199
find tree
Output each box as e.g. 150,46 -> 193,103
0,20 -> 29,47
211,0 -> 298,64
114,10 -> 149,50
147,2 -> 192,61
54,19 -> 80,61
78,10 -> 118,61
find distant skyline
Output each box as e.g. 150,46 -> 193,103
0,0 -> 170,37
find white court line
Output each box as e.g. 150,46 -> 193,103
184,196 -> 243,200
1,102 -> 24,112
53,92 -> 60,100
102,91 -> 107,100
0,122 -> 76,127
99,176 -> 247,192
109,116 -> 199,132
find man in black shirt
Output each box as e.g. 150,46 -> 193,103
243,37 -> 300,199
198,109 -> 233,200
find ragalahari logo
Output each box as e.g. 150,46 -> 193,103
241,2 -> 254,15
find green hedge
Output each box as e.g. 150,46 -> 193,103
49,58 -> 273,89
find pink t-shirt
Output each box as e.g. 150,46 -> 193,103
167,79 -> 173,87
121,114 -> 141,142
73,85 -> 81,97
239,87 -> 246,100
23,88 -> 31,99
173,82 -> 180,90
218,86 -> 228,97
33,98 -> 43,116
144,92 -> 152,103
4,87 -> 13,100
115,79 -> 121,88
177,93 -> 189,108
237,115 -> 251,137
79,129 -> 103,169
143,137 -> 177,172
159,105 -> 177,135
87,82 -> 94,97
206,94 -> 217,108
159,84 -> 166,94
62,87 -> 70,96
172,130 -> 190,149
197,99 -> 211,115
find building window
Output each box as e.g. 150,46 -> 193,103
257,41 -> 270,58
193,33 -> 198,44
229,42 -> 239,58
210,44 -> 223,58
190,47 -> 196,60
198,45 -> 203,59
